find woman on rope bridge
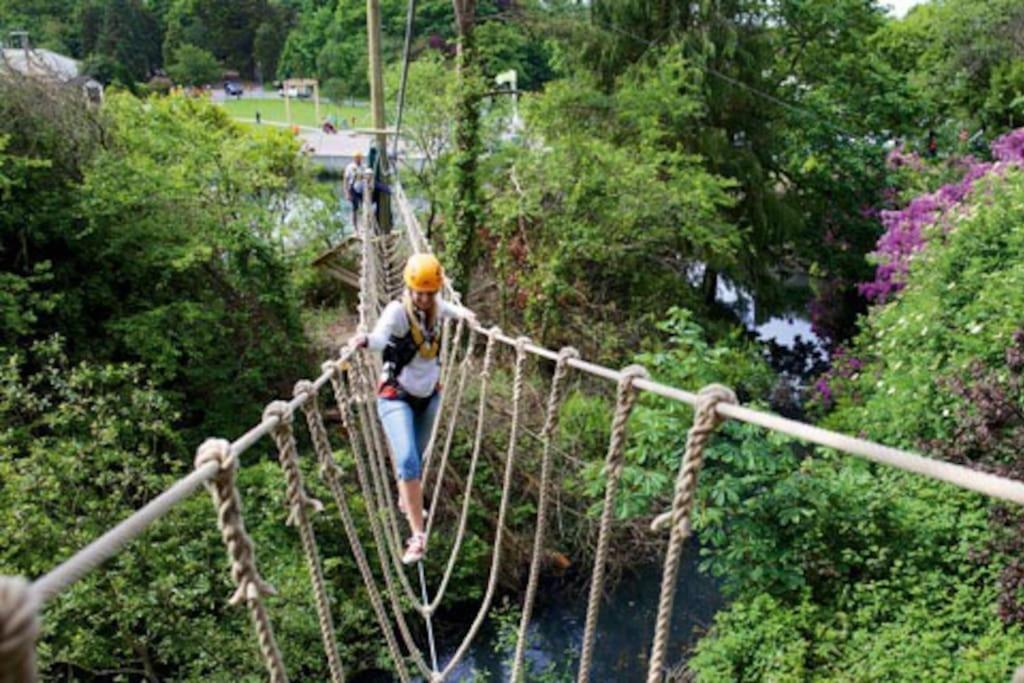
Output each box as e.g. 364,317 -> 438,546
349,253 -> 478,564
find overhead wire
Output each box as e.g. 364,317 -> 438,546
392,0 -> 418,163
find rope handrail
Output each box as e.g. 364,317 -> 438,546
29,359 -> 345,606
7,172 -> 1024,682
470,326 -> 1024,506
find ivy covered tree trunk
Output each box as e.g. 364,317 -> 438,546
445,0 -> 482,294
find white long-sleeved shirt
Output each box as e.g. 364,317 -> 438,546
367,298 -> 468,397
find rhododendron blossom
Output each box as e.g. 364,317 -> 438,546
860,129 -> 1024,303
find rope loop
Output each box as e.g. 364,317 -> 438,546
0,576 -> 39,683
293,379 -> 316,401
695,383 -> 736,430
195,436 -> 235,473
476,327 -> 501,380
606,364 -> 648,477
262,399 -> 294,428
557,345 -> 581,363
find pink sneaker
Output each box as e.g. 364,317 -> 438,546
402,532 -> 427,565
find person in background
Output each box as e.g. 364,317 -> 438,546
344,152 -> 365,225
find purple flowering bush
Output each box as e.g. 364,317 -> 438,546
860,129 -> 1024,303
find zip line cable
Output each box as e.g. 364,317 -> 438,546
393,0 -> 418,162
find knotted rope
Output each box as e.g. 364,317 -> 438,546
304,370 -> 412,683
578,364 -> 649,683
328,361 -> 433,680
424,329 -> 498,616
268,396 -> 344,683
511,346 -> 579,682
424,324 -> 478,538
438,333 -> 530,679
646,384 -> 736,682
0,577 -> 38,683
194,438 -> 288,683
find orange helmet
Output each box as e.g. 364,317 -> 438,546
404,253 -> 443,292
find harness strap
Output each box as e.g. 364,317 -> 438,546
403,298 -> 440,360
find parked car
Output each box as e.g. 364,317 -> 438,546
225,81 -> 243,97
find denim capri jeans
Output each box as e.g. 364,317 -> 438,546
376,391 -> 442,481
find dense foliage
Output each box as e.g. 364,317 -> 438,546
685,156 -> 1024,682
6,0 -> 1024,680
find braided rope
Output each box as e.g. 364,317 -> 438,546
343,355 -> 427,612
420,317 -> 466,479
194,439 -> 288,683
0,577 -> 39,683
424,325 -> 479,540
646,385 -> 736,682
303,370 -> 412,683
328,365 -> 434,679
267,396 -> 345,683
439,334 -> 530,678
577,365 -> 648,683
423,330 -> 499,615
349,354 -> 423,602
511,346 -> 579,682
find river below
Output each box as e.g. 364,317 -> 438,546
424,537 -> 721,682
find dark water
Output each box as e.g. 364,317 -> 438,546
427,538 -> 722,681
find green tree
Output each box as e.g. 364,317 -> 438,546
167,43 -> 221,86
443,0 -> 484,293
163,0 -> 291,79
484,48 -> 739,355
74,0 -> 165,85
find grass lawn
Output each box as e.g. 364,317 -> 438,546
219,98 -> 372,129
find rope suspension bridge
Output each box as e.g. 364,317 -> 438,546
5,4 -> 1024,680
4,170 -> 1024,682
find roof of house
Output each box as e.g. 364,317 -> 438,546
1,47 -> 79,80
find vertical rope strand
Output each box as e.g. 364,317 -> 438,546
577,365 -> 648,683
510,347 -> 579,682
328,365 -> 434,679
194,439 -> 288,683
267,397 -> 346,683
305,369 -> 413,683
645,385 -> 735,682
423,325 -> 478,529
423,331 -> 498,614
438,333 -> 531,679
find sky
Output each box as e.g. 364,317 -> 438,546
886,0 -> 927,18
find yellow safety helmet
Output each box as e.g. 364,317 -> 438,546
403,253 -> 443,292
